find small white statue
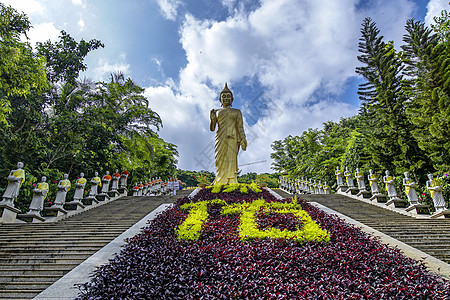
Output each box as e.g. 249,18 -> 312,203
101,171 -> 112,193
120,170 -> 129,189
426,174 -> 446,213
383,170 -> 398,200
53,174 -> 71,208
367,169 -> 380,195
335,166 -> 344,186
111,169 -> 120,191
355,168 -> 366,191
1,162 -> 25,207
323,182 -> 330,194
73,173 -> 87,202
344,167 -> 355,188
403,172 -> 419,206
88,172 -> 101,197
27,176 -> 49,216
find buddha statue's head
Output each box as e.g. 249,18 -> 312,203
219,82 -> 233,107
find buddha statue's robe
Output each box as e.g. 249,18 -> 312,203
212,107 -> 246,185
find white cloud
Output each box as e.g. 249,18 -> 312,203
425,0 -> 449,26
93,53 -> 131,81
72,0 -> 85,6
144,0 -> 417,173
154,0 -> 181,20
1,0 -> 44,16
78,17 -> 85,31
27,22 -> 60,46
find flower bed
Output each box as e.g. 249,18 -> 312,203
77,185 -> 449,299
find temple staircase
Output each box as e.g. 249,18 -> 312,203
0,190 -> 190,300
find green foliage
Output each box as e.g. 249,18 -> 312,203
176,170 -> 215,188
0,3 -> 48,124
36,31 -> 104,85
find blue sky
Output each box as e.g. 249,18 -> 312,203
5,0 -> 449,173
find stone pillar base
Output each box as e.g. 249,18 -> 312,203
43,207 -> 68,217
337,185 -> 347,193
0,204 -> 21,223
118,187 -> 128,196
96,193 -> 110,202
370,194 -> 386,203
64,201 -> 86,211
386,198 -> 408,208
82,197 -> 99,206
345,187 -> 359,195
430,209 -> 450,219
107,190 -> 120,198
357,190 -> 371,199
17,213 -> 45,223
405,203 -> 430,215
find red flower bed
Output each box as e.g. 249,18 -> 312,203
77,188 -> 449,299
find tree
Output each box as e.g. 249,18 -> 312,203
0,3 -> 48,124
36,31 -> 104,85
356,18 -> 428,179
404,16 -> 450,173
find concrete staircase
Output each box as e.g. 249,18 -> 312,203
294,193 -> 450,265
0,191 -> 190,300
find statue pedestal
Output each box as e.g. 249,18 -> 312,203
82,196 -> 99,206
370,193 -> 386,203
64,200 -> 86,211
430,209 -> 450,219
357,190 -> 371,199
118,187 -> 128,196
107,190 -> 120,199
0,204 -> 20,223
386,198 -> 408,208
345,187 -> 359,195
96,193 -> 110,202
405,204 -> 430,215
336,185 -> 347,193
43,207 -> 68,217
17,213 -> 45,223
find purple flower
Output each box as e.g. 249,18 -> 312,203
445,173 -> 449,177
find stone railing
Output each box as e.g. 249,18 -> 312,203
279,168 -> 450,219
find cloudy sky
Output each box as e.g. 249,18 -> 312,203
5,0 -> 449,173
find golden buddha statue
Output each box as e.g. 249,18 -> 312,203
210,83 -> 247,185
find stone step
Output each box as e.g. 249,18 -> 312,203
0,247 -> 101,254
0,240 -> 113,247
0,252 -> 94,259
0,256 -> 88,264
0,263 -> 78,270
0,274 -> 62,283
0,289 -> 43,299
0,281 -> 55,291
0,235 -> 121,242
0,268 -> 69,276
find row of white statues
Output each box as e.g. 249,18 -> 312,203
131,178 -> 182,197
280,176 -> 331,195
280,167 -> 448,217
334,166 -> 448,215
0,162 -> 130,222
